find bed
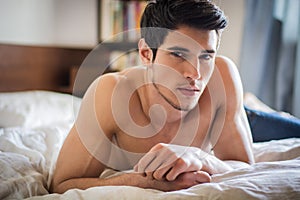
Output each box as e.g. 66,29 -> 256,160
0,43 -> 300,199
0,90 -> 300,200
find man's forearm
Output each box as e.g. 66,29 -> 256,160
51,172 -> 179,194
51,173 -> 147,194
51,170 -> 210,194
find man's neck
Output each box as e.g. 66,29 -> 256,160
137,83 -> 188,126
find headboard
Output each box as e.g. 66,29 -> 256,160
0,43 -> 91,95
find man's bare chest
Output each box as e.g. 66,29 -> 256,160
114,98 -> 216,155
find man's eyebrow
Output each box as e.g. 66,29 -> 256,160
167,46 -> 216,54
202,49 -> 216,54
166,46 -> 190,52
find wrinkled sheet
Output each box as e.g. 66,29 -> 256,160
0,91 -> 299,199
0,125 -> 299,200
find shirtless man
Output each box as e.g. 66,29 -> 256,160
51,0 -> 254,193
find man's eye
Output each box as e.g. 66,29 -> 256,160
199,54 -> 212,61
170,51 -> 184,58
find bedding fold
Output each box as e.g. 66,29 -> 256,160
1,124 -> 300,200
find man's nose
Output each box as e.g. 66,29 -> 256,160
183,60 -> 202,81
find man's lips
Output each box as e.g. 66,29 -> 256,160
177,86 -> 200,97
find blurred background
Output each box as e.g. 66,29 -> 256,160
0,0 -> 299,117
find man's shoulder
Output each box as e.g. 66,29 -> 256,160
214,56 -> 242,88
213,56 -> 244,110
215,56 -> 239,77
93,68 -> 134,94
95,66 -> 145,88
90,67 -> 145,106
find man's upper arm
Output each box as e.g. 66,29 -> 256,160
52,75 -> 118,187
212,56 -> 254,164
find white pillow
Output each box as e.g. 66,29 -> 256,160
0,90 -> 82,128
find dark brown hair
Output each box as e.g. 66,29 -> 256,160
140,0 -> 228,60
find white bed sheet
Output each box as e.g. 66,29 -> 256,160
1,125 -> 299,200
0,91 -> 299,200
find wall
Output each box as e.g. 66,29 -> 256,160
0,0 -> 245,57
215,0 -> 245,66
0,0 -> 98,48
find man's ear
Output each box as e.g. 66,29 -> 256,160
138,38 -> 153,64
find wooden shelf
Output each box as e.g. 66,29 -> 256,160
99,41 -> 138,51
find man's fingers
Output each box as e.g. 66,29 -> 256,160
134,152 -> 157,173
135,143 -> 174,174
194,171 -> 211,183
144,157 -> 163,174
152,153 -> 179,180
152,163 -> 173,180
165,160 -> 187,181
144,150 -> 175,178
165,157 -> 203,181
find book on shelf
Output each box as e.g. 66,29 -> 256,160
109,50 -> 142,71
100,0 -> 147,42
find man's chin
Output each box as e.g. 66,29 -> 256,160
176,101 -> 199,112
177,95 -> 200,111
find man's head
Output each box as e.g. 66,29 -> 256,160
140,0 -> 228,60
138,0 -> 228,113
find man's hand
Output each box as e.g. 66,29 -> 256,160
134,143 -> 211,181
142,170 -> 211,191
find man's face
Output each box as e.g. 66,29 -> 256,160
150,26 -> 218,111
